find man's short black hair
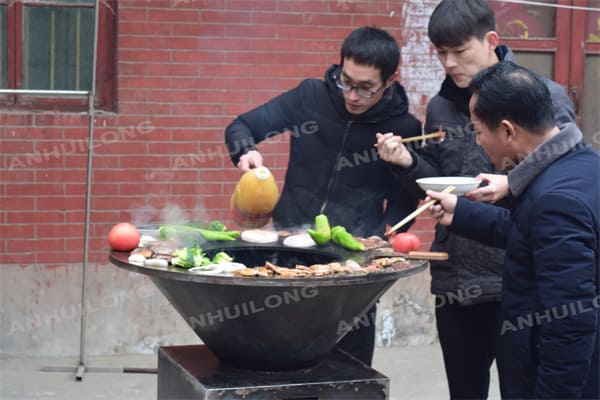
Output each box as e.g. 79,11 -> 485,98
469,61 -> 555,134
340,26 -> 399,83
428,0 -> 495,48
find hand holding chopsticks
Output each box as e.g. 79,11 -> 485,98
385,185 -> 456,236
374,129 -> 446,168
374,130 -> 445,147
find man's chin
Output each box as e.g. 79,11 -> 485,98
345,104 -> 365,114
453,79 -> 469,89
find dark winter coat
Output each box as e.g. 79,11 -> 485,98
225,65 -> 422,237
394,46 -> 576,303
451,124 -> 599,398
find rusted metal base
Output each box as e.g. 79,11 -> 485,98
157,345 -> 389,400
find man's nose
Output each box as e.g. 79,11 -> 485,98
443,54 -> 458,69
348,88 -> 361,101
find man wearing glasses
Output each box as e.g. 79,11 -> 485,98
224,26 -> 422,366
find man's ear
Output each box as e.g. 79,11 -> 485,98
501,119 -> 517,144
386,70 -> 400,87
484,31 -> 499,50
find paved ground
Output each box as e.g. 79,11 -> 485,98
0,344 -> 500,399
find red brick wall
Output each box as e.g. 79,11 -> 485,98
1,0 -> 442,267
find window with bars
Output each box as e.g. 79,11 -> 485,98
0,0 -> 116,111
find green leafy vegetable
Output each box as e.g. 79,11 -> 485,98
171,246 -> 211,269
212,251 -> 233,264
208,221 -> 226,232
171,247 -> 234,269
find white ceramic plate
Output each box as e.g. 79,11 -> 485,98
416,176 -> 481,195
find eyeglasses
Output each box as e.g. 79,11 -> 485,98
336,79 -> 385,99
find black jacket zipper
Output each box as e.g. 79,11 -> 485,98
319,121 -> 353,214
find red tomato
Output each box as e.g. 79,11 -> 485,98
108,222 -> 140,251
391,232 -> 421,253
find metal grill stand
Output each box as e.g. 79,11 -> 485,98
158,345 -> 390,400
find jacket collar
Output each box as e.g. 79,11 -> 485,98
438,45 -> 514,113
508,123 -> 583,196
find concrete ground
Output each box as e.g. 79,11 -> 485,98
0,344 -> 500,400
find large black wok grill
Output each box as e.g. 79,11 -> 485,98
109,242 -> 428,371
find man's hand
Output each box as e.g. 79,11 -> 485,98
237,150 -> 263,172
426,190 -> 458,226
375,132 -> 413,168
464,173 -> 508,203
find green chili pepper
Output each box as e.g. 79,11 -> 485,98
307,214 -> 331,245
198,229 -> 240,241
159,225 -> 240,241
331,225 -> 365,251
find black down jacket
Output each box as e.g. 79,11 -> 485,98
394,46 -> 576,303
225,65 -> 423,237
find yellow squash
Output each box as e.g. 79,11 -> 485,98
230,166 -> 279,228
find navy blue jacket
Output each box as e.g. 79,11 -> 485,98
225,65 -> 422,236
451,124 -> 599,398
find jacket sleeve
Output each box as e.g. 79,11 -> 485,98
449,197 -> 511,248
529,193 -> 598,398
224,80 -> 310,165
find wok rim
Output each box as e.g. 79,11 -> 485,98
109,247 -> 429,287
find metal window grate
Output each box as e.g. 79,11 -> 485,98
22,5 -> 93,91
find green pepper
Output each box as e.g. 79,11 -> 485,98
198,229 -> 240,241
159,225 -> 240,241
331,225 -> 365,251
307,214 -> 332,245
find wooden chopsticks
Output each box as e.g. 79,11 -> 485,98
385,185 -> 456,236
374,130 -> 445,148
398,130 -> 445,143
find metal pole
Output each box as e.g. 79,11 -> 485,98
76,0 -> 101,381
35,0 -> 151,380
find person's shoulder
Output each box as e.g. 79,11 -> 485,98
288,77 -> 329,98
542,78 -> 567,94
297,77 -> 326,90
426,92 -> 444,108
425,92 -> 457,117
538,77 -> 575,123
